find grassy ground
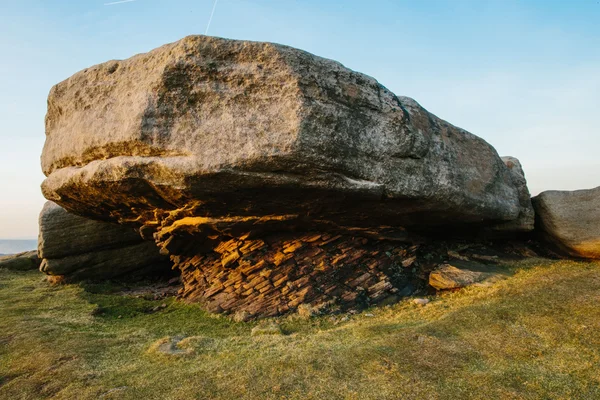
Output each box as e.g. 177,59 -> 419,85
1,258 -> 600,400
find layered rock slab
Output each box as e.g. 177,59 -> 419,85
42,35 -> 521,231
40,35 -> 527,315
39,201 -> 170,280
532,187 -> 600,259
429,260 -> 509,290
173,231 -> 418,318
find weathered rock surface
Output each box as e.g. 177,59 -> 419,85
42,35 -> 521,231
493,157 -> 535,232
39,35 -> 527,316
532,187 -> 600,259
175,231 -> 422,318
429,260 -> 508,290
39,201 -> 170,280
0,251 -> 40,271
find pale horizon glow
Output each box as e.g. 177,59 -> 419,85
0,0 -> 598,239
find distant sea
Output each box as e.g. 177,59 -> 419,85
0,240 -> 38,256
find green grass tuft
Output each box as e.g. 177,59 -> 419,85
1,258 -> 600,399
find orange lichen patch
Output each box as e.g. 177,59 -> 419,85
46,275 -> 68,285
160,214 -> 299,236
565,239 -> 600,259
282,241 -> 303,254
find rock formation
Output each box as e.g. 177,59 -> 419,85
176,232 -> 422,316
39,201 -> 170,280
493,157 -> 535,232
532,187 -> 600,259
0,251 -> 40,271
40,35 -> 529,317
429,260 -> 508,290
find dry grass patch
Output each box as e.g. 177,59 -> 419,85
1,258 -> 600,399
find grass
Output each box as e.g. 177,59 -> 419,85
1,258 -> 600,399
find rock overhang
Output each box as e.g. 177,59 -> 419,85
42,35 -> 521,234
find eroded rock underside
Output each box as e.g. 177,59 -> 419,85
158,222 -> 539,318
40,35 -> 534,317
166,231 -> 417,317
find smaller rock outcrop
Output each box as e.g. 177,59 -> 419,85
0,251 -> 41,271
429,260 -> 508,290
532,187 -> 600,259
38,201 -> 171,280
493,157 -> 535,232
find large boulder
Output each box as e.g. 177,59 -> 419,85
40,35 -> 526,316
532,187 -> 600,259
42,35 -> 521,231
39,201 -> 170,280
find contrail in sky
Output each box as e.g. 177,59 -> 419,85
205,0 -> 219,35
104,0 -> 137,5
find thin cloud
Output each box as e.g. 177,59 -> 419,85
104,0 -> 137,5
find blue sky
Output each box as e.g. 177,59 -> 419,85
0,0 -> 598,239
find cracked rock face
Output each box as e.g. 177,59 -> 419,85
41,35 -> 525,316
